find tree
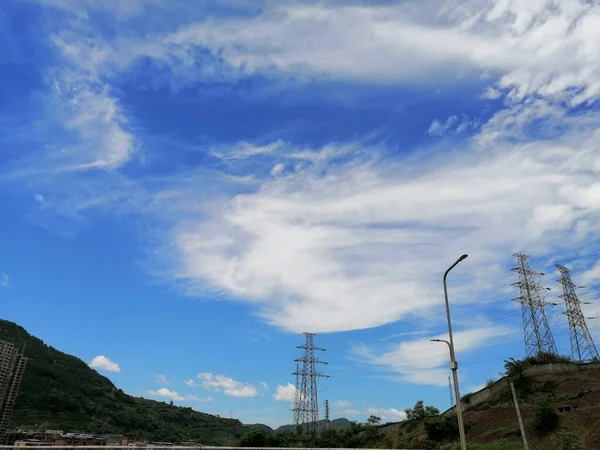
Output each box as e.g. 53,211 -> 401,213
405,400 -> 440,421
367,415 -> 381,426
239,430 -> 268,447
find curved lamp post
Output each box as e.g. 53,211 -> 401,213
437,254 -> 469,450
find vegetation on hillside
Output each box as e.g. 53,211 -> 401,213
239,416 -> 383,448
381,355 -> 600,449
0,320 -> 245,444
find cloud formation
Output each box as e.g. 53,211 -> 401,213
198,373 -> 259,398
365,407 -> 407,422
171,111 -> 600,333
156,374 -> 171,385
4,0 -> 600,340
354,326 -> 514,386
0,273 -> 10,288
89,355 -> 121,373
273,383 -> 296,403
146,388 -> 212,402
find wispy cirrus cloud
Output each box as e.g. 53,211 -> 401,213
352,326 -> 515,387
169,110 -> 600,333
156,374 -> 171,385
2,0 -> 600,343
0,273 -> 10,288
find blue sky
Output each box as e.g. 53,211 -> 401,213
2,0 -> 600,428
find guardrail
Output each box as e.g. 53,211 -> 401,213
0,447 -> 419,450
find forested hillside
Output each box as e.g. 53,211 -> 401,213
0,320 -> 245,444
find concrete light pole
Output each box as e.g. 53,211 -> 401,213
439,254 -> 469,450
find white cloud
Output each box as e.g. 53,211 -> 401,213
428,115 -> 477,136
198,373 -> 259,398
148,0 -> 600,105
213,140 -> 286,161
6,0 -> 600,342
270,163 -> 285,177
89,355 -> 121,373
365,407 -> 407,422
184,378 -> 197,387
354,326 -> 514,387
482,87 -> 502,100
0,274 -> 10,288
146,388 -> 184,401
427,116 -> 459,136
579,262 -> 600,287
156,374 -> 171,385
146,387 -> 212,402
34,193 -> 45,205
273,383 -> 296,403
334,400 -> 352,409
169,105 -> 600,333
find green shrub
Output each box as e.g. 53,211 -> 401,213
539,380 -> 558,394
424,415 -> 459,442
534,403 -> 559,434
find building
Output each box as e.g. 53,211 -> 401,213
0,340 -> 27,444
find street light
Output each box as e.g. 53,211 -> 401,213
441,254 -> 469,450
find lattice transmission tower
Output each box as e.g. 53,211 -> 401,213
324,400 -> 330,430
512,253 -> 558,357
292,333 -> 329,436
556,264 -> 599,362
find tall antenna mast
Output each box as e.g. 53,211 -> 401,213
556,264 -> 599,361
512,253 -> 557,357
324,400 -> 330,430
293,333 -> 329,436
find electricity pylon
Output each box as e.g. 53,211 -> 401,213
512,253 -> 557,357
292,333 -> 329,436
556,264 -> 599,362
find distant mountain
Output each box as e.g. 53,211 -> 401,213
0,320 -> 246,444
275,418 -> 353,433
244,423 -> 275,434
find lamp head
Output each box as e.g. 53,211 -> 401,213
459,254 -> 468,262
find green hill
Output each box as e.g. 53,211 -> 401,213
379,356 -> 600,449
0,320 -> 245,444
275,418 -> 353,433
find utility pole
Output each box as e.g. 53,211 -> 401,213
324,400 -> 330,430
510,381 -> 530,450
293,333 -> 329,436
557,264 -> 599,361
448,376 -> 454,408
512,253 -> 558,356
